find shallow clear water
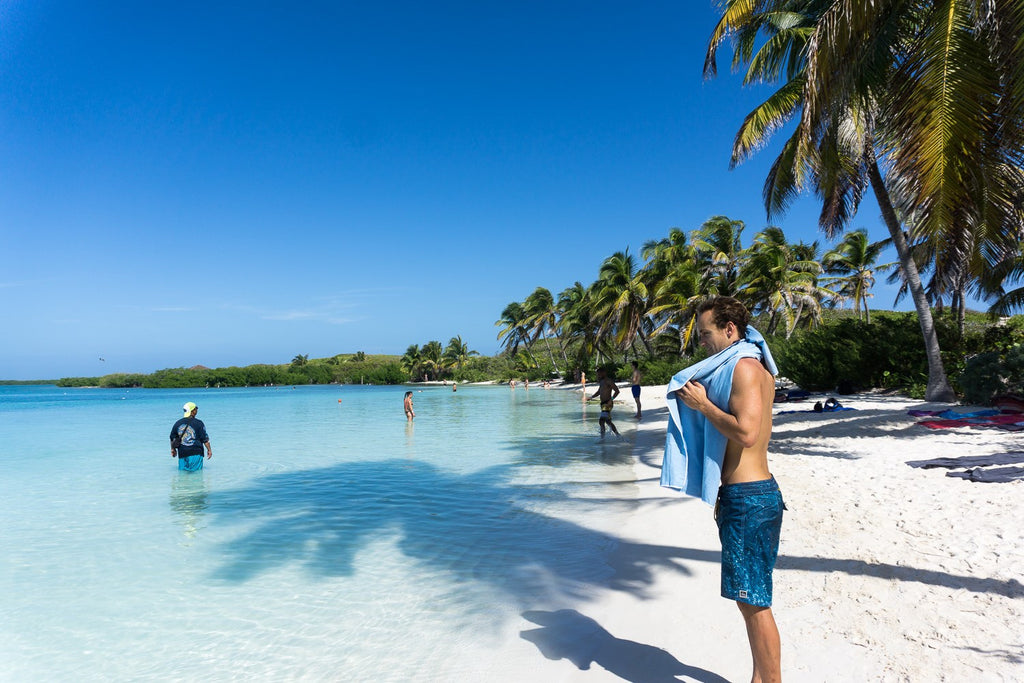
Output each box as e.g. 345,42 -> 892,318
0,384 -> 641,681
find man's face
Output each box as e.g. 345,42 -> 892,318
696,310 -> 735,354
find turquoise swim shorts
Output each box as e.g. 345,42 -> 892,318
715,476 -> 784,607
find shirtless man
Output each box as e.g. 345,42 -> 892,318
630,360 -> 642,419
675,297 -> 783,683
588,368 -> 620,437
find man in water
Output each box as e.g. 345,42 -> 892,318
588,368 -> 620,437
631,360 -> 642,419
170,401 -> 212,471
673,297 -> 783,683
404,391 -> 415,421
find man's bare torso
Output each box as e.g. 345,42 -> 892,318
721,357 -> 775,485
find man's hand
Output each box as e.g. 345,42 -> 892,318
675,380 -> 709,411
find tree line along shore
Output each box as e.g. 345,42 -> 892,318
47,310 -> 1021,408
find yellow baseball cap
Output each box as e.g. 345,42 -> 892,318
182,401 -> 197,415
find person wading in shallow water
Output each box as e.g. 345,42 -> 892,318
170,401 -> 212,472
588,368 -> 620,438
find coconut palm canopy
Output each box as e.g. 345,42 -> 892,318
702,0 -> 1024,401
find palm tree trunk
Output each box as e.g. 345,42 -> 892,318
553,331 -> 570,369
867,157 -> 956,402
542,334 -> 559,373
637,330 -> 654,357
956,280 -> 966,339
520,331 -> 539,367
788,300 -> 803,339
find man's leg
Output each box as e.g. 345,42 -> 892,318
737,602 -> 780,683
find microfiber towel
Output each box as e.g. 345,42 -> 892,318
660,327 -> 778,505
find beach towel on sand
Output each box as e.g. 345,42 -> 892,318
661,327 -> 778,505
913,410 -> 1024,431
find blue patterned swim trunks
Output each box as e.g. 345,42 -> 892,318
715,476 -> 784,607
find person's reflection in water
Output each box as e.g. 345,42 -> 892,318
404,420 -> 415,458
169,472 -> 210,540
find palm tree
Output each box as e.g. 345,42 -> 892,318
592,250 -> 654,355
523,287 -> 564,374
442,336 -> 478,371
790,239 -> 834,322
691,216 -> 746,297
988,246 -> 1024,316
642,228 -> 703,354
290,354 -> 309,367
701,0 -> 1024,400
400,345 -> 422,381
495,301 -> 537,364
822,229 -> 896,323
556,281 -> 602,372
738,226 -> 824,337
420,341 -> 444,381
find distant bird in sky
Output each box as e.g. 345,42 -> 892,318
99,358 -> 105,362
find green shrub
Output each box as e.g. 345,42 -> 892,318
959,344 -> 1024,405
362,362 -> 408,385
769,312 -> 1021,396
772,314 -> 934,392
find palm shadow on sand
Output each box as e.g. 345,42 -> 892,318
520,609 -> 729,683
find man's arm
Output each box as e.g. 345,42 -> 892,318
675,358 -> 765,448
198,424 -> 213,459
610,382 -> 620,400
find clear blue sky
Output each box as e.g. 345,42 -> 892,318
2,1 -> 910,380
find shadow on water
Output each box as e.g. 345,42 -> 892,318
503,403 -> 670,471
207,459 -> 702,604
206,395 -> 1020,618
520,609 -> 729,683
502,431 -> 637,468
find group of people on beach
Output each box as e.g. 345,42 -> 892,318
583,359 -> 644,438
167,296 -> 784,682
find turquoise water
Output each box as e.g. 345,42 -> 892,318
0,384 -> 642,681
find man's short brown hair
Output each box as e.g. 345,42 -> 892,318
696,296 -> 750,338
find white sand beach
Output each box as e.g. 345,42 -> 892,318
497,387 -> 1024,682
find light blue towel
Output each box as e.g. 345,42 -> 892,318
660,327 -> 778,505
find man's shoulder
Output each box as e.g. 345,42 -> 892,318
733,356 -> 774,384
